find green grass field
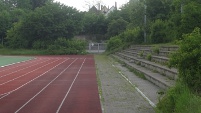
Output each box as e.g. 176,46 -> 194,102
0,56 -> 33,67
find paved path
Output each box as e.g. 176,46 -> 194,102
95,55 -> 156,113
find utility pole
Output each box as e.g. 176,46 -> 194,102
144,1 -> 147,43
1,37 -> 3,46
181,0 -> 184,14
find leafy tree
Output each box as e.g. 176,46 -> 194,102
180,1 -> 201,35
107,18 -> 128,38
30,0 -> 52,10
0,10 -> 11,45
150,19 -> 174,43
82,12 -> 107,35
129,0 -> 144,28
6,2 -> 83,49
15,0 -> 32,9
0,0 -> 9,10
146,0 -> 172,21
106,10 -> 121,24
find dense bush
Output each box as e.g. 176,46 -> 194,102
157,82 -> 201,113
107,18 -> 128,38
47,38 -> 87,55
169,27 -> 201,93
0,44 -> 3,49
106,36 -> 122,52
120,27 -> 143,44
150,19 -> 174,43
106,27 -> 143,53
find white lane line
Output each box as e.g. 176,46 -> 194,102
0,58 -> 51,79
0,58 -> 41,73
0,59 -> 59,85
56,58 -> 86,113
0,57 -> 35,68
0,58 -> 68,98
118,71 -> 156,108
14,59 -> 77,113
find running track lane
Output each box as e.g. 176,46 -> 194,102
0,58 -> 63,95
0,55 -> 102,113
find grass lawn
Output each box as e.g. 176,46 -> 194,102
0,56 -> 33,67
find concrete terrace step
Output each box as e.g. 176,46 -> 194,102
130,45 -> 178,58
116,52 -> 178,80
122,50 -> 169,64
160,46 -> 179,51
152,55 -> 169,64
112,54 -> 175,89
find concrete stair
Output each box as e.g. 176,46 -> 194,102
113,45 -> 179,90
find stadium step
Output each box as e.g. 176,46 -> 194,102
113,45 -> 179,89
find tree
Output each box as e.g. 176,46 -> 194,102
180,1 -> 201,35
0,10 -> 12,45
150,19 -> 174,43
82,12 -> 107,35
30,0 -> 51,10
146,0 -> 172,21
107,18 -> 128,38
6,2 -> 83,49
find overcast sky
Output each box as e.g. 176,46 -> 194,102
54,0 -> 129,11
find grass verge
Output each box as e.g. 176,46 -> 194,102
156,81 -> 201,113
0,48 -> 47,55
94,55 -> 105,103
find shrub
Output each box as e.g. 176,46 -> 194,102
121,27 -> 143,44
150,19 -> 174,44
106,27 -> 144,53
0,44 -> 3,49
139,51 -> 144,57
156,82 -> 201,113
106,36 -> 122,52
47,38 -> 87,55
146,53 -> 152,61
169,27 -> 201,93
152,46 -> 160,54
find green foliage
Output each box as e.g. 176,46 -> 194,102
0,10 -> 11,42
107,18 -> 128,38
6,22 -> 29,48
106,36 -> 122,52
0,48 -> 46,55
6,2 -> 83,49
169,27 -> 201,93
156,82 -> 201,113
150,19 -> 174,43
139,51 -> 144,57
106,27 -> 143,53
120,27 -> 143,44
152,46 -> 160,54
146,0 -> 171,21
82,12 -> 107,35
47,38 -> 87,55
0,44 -> 3,49
146,53 -> 152,61
181,2 -> 201,35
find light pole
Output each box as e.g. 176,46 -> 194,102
144,0 -> 147,43
1,37 -> 3,46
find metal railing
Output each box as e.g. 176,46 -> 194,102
86,43 -> 107,53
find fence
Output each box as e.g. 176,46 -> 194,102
86,43 -> 107,53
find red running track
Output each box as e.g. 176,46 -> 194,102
0,55 -> 102,113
